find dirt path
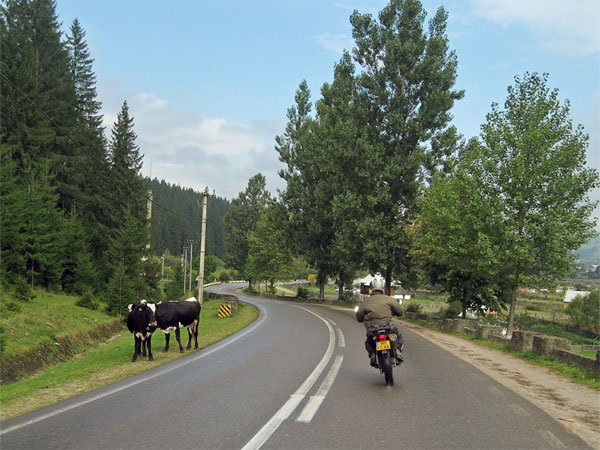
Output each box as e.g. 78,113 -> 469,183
401,321 -> 600,449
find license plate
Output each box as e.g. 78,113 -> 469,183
376,340 -> 391,351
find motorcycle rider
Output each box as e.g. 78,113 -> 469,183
356,277 -> 404,368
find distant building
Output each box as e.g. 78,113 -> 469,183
563,289 -> 590,308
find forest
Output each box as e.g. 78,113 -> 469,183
0,0 -> 229,315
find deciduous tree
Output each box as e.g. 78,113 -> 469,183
472,72 -> 599,336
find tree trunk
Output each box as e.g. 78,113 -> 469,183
338,282 -> 344,300
385,266 -> 392,296
505,285 -> 518,339
318,270 -> 326,300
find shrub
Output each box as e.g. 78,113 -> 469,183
218,271 -> 231,282
14,276 -> 33,302
439,301 -> 462,319
76,290 -> 99,310
567,290 -> 599,332
405,302 -> 423,313
297,286 -> 310,299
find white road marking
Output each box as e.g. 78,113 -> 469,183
336,328 -> 345,348
0,303 -> 267,436
241,306 -> 336,450
296,355 -> 344,423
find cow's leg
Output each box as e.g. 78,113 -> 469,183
185,327 -> 192,350
147,335 -> 154,361
175,328 -> 184,353
163,332 -> 170,352
141,339 -> 147,357
192,320 -> 199,349
132,336 -> 141,362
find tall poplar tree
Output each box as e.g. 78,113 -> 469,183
350,0 -> 464,291
276,81 -> 336,298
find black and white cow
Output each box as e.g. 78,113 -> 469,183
126,297 -> 201,361
155,297 -> 201,353
127,299 -> 158,361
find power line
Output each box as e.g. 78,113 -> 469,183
0,70 -> 200,222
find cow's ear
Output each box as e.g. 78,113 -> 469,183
127,304 -> 133,312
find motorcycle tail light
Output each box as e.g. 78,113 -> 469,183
378,334 -> 386,341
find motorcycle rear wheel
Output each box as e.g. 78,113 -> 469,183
379,351 -> 394,386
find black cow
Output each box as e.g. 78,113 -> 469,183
155,297 -> 201,353
127,299 -> 158,361
126,297 -> 201,362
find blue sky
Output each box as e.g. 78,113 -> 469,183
55,0 -> 599,224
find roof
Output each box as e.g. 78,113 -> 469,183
563,289 -> 591,303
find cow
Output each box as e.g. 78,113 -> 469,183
126,297 -> 201,361
155,297 -> 201,353
127,299 -> 158,362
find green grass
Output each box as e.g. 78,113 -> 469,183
0,297 -> 257,420
0,291 -> 119,359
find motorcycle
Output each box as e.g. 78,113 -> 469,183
355,305 -> 400,386
371,325 -> 398,386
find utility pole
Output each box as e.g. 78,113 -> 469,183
188,240 -> 194,295
183,245 -> 187,294
197,187 -> 214,305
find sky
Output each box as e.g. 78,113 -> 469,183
55,0 -> 600,224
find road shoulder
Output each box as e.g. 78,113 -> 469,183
399,320 -> 600,449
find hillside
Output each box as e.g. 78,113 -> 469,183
575,235 -> 600,266
0,292 -> 122,384
149,178 -> 230,259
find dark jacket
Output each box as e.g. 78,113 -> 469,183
356,292 -> 404,330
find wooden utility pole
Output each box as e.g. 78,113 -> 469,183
197,187 -> 214,305
188,240 -> 194,294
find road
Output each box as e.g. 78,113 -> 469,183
0,284 -> 590,449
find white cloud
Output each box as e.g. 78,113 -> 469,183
470,0 -> 600,56
315,32 -> 354,54
100,88 -> 285,200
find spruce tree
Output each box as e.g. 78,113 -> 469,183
65,18 -> 111,284
106,101 -> 149,313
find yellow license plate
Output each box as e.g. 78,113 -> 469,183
376,340 -> 391,351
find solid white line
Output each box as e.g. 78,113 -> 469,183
336,328 -> 345,348
0,305 -> 267,436
296,355 -> 344,423
241,306 -> 336,450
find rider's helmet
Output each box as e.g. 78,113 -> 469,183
371,277 -> 385,293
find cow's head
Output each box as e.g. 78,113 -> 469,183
126,300 -> 158,338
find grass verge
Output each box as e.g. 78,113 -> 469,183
0,299 -> 257,421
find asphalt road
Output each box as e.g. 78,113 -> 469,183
0,284 -> 590,449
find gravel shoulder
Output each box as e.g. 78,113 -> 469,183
401,320 -> 600,449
